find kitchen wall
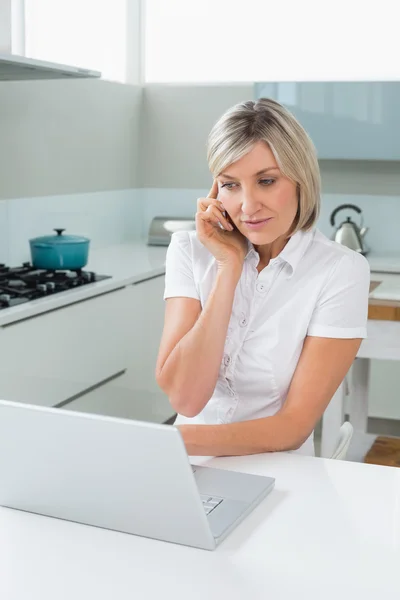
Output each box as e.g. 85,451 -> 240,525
0,189 -> 143,266
139,188 -> 400,255
139,84 -> 400,255
139,83 -> 400,195
0,78 -> 142,199
2,80 -> 400,258
0,77 -> 143,263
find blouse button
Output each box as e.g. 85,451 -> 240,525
240,317 -> 247,327
224,354 -> 231,366
256,282 -> 266,292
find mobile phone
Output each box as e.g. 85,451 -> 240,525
222,210 -> 236,230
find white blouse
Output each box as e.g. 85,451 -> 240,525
163,227 -> 370,456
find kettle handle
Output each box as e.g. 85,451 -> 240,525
330,204 -> 362,227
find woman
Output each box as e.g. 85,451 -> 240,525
156,98 -> 370,457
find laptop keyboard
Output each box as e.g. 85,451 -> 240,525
191,467 -> 224,515
200,495 -> 223,515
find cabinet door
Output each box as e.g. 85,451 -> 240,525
128,275 -> 166,394
255,81 -> 400,160
125,274 -> 174,421
62,275 -> 175,424
120,275 -> 173,414
0,287 -> 131,407
369,360 -> 400,421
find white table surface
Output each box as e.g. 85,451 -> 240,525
1,452 -> 399,600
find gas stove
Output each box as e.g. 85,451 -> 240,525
0,262 -> 111,309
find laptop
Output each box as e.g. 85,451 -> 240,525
0,400 -> 275,551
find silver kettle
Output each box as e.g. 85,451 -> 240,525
330,204 -> 369,255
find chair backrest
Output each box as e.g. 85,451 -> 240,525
331,421 -> 354,460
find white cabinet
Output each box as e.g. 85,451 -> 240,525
368,360 -> 400,420
127,275 -> 166,394
63,274 -> 175,424
255,81 -> 400,160
0,287 -> 131,407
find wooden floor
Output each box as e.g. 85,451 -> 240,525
364,436 -> 400,467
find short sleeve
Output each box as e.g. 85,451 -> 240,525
307,252 -> 370,339
163,231 -> 200,300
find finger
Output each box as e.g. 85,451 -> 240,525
201,206 -> 233,230
197,196 -> 224,213
207,180 -> 219,200
197,197 -> 210,212
197,211 -> 224,228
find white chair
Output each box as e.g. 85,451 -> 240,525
330,421 -> 354,460
321,376 -> 351,458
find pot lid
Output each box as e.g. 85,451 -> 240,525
30,228 -> 90,245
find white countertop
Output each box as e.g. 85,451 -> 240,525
0,241 -> 168,326
367,253 -> 400,274
0,242 -> 399,327
0,452 -> 399,599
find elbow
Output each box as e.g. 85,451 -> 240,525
169,394 -> 205,418
155,368 -> 206,418
276,436 -> 305,453
286,437 -> 304,452
285,427 -> 313,452
155,365 -> 166,391
275,413 -> 312,452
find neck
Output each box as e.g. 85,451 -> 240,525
254,234 -> 290,266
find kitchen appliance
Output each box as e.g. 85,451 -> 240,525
330,204 -> 369,254
0,262 -> 111,310
148,217 -> 196,246
29,229 -> 90,270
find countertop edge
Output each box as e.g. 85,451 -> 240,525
1,244 -> 399,328
0,259 -> 166,327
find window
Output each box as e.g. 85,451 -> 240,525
144,0 -> 399,83
24,0 -> 127,82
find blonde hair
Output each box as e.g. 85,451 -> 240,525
207,98 -> 320,234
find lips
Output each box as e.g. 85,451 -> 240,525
243,218 -> 272,229
245,219 -> 269,224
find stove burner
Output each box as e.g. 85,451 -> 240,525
0,263 -> 111,309
7,279 -> 27,288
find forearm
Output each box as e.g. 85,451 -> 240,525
159,267 -> 241,417
178,413 -> 309,456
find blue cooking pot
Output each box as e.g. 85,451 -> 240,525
29,229 -> 90,270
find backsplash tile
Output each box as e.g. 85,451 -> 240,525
140,188 -> 203,238
319,194 -> 400,254
142,189 -> 400,256
3,188 -> 400,267
5,189 -> 142,266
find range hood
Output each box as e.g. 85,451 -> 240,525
0,53 -> 101,81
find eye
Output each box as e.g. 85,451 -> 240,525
220,182 -> 237,190
259,178 -> 275,186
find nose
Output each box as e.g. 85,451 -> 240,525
241,190 -> 263,218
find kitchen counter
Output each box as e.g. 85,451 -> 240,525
367,253 -> 400,274
1,452 -> 399,599
369,273 -> 400,322
0,241 -> 399,327
365,253 -> 400,321
0,242 -> 168,327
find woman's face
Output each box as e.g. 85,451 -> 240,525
216,141 -> 298,246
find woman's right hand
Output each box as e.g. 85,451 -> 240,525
196,180 -> 248,270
